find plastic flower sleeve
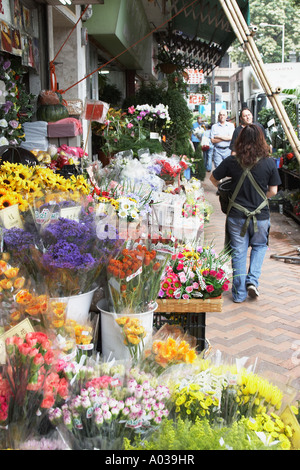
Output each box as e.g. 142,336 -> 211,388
0,331 -> 69,449
140,324 -> 198,375
106,241 -> 171,314
27,191 -> 117,298
48,362 -> 171,450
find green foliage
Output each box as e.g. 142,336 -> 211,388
124,417 -> 280,451
123,81 -> 193,157
164,88 -> 193,139
192,145 -> 206,181
100,83 -> 122,107
258,88 -> 299,149
123,82 -> 166,109
229,0 -> 300,65
104,133 -> 164,156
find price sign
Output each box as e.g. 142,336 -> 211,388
189,94 -> 207,105
186,69 -> 204,84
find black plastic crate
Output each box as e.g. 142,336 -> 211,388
153,312 -> 206,352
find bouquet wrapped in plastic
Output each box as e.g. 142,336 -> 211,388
153,351 -> 298,450
0,331 -> 69,449
159,244 -> 232,300
155,155 -> 188,185
141,324 -> 198,375
48,364 -> 170,450
106,241 -> 172,314
0,249 -> 52,332
24,191 -> 123,298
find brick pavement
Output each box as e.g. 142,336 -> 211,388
201,173 -> 300,394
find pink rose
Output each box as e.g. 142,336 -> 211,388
192,282 -> 199,289
206,285 -> 215,293
182,294 -> 190,299
185,286 -> 193,293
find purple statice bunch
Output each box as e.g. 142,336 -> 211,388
3,227 -> 38,252
42,217 -> 96,250
42,240 -> 97,271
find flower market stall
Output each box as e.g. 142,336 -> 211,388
0,97 -> 300,452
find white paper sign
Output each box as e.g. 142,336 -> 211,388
0,204 -> 24,229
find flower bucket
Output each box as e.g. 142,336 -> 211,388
51,288 -> 97,324
98,303 -> 157,360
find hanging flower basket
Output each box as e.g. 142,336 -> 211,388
159,63 -> 178,74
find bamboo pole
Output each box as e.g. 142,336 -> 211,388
222,0 -> 299,156
219,0 -> 300,162
227,0 -> 300,158
224,0 -> 300,159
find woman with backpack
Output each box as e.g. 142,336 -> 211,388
209,124 -> 281,303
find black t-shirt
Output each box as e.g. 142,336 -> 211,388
230,123 -> 266,150
213,156 -> 282,219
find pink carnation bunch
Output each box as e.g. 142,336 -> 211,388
0,331 -> 70,438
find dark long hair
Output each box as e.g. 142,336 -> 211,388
235,124 -> 269,167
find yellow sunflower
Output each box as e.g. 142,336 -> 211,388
16,194 -> 29,212
0,187 -> 9,198
0,193 -> 17,210
0,174 -> 16,190
12,165 -> 33,189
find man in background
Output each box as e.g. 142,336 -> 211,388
191,115 -> 205,151
230,107 -> 268,155
211,109 -> 235,168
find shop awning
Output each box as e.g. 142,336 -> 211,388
155,0 -> 250,74
84,0 -> 250,73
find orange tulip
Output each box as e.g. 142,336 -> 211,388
4,267 -> 19,279
0,260 -> 8,274
13,277 -> 26,289
15,289 -> 34,304
0,278 -> 13,289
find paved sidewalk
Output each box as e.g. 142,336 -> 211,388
202,173 -> 300,394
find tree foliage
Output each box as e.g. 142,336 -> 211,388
229,0 -> 300,65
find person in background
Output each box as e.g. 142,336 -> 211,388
191,115 -> 205,151
201,124 -> 213,172
209,124 -> 281,303
230,107 -> 268,155
211,110 -> 235,168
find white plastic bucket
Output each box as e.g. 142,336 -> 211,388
51,288 -> 97,324
99,303 -> 157,360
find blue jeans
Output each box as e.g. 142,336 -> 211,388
203,147 -> 213,171
227,216 -> 270,302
